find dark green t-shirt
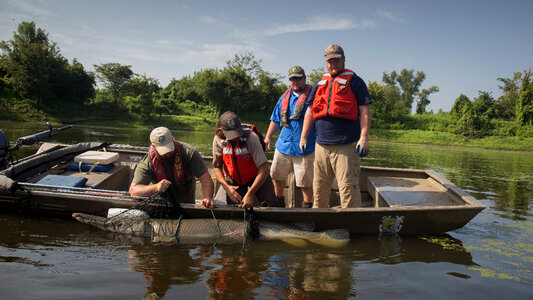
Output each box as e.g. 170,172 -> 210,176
132,142 -> 208,203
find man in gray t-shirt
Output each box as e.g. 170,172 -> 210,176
129,127 -> 215,207
212,111 -> 281,208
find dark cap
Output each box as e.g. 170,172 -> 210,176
288,65 -> 305,79
219,111 -> 244,140
324,44 -> 344,60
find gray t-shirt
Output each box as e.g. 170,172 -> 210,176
132,141 -> 207,203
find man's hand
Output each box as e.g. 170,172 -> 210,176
224,185 -> 243,204
299,137 -> 307,154
264,136 -> 271,150
201,198 -> 217,208
241,193 -> 254,208
356,136 -> 369,157
156,179 -> 172,192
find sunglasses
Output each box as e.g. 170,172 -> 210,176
289,77 -> 303,82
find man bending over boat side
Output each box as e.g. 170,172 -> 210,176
212,111 -> 283,208
129,127 -> 216,208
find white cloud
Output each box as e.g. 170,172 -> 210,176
50,32 -> 73,45
377,9 -> 406,23
180,43 -> 246,66
199,16 -> 217,24
264,16 -> 375,36
6,0 -> 56,18
156,39 -> 170,45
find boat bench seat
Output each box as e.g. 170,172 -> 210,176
367,175 -> 463,208
36,174 -> 88,188
63,165 -> 129,191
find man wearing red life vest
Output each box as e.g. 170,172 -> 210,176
212,111 -> 281,208
300,44 -> 372,208
264,66 -> 316,208
129,127 -> 216,208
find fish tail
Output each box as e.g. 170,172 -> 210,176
307,229 -> 351,248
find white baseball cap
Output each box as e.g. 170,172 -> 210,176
149,127 -> 175,155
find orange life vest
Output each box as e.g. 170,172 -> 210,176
222,126 -> 260,185
312,69 -> 358,121
280,84 -> 312,126
149,139 -> 184,182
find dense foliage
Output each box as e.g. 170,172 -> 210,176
0,22 -> 94,107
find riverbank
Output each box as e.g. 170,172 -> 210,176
1,103 -> 531,151
2,97 -> 531,151
28,119 -> 533,151
85,119 -> 533,151
371,128 -> 533,151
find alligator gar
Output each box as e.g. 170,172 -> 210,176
72,212 -> 350,248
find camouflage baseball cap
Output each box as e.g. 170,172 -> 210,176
324,44 -> 344,60
288,65 -> 305,79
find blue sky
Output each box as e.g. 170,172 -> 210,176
1,0 -> 532,112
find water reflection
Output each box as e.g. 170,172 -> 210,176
351,234 -> 477,266
118,234 -> 478,299
128,244 -> 205,299
206,249 -> 263,299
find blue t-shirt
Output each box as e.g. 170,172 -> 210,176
305,72 -> 372,144
270,89 -> 316,156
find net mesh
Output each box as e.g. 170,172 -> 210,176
102,193 -> 260,241
104,192 -> 181,223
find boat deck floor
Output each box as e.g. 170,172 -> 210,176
367,176 -> 462,207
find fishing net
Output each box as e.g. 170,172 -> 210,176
102,189 -> 261,242
106,192 -> 182,221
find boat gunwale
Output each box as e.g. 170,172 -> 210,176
14,185 -> 486,213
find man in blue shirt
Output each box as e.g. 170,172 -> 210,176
300,44 -> 372,208
264,66 -> 316,208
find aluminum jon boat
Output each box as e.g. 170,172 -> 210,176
0,133 -> 485,235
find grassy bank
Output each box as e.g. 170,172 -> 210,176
372,128 -> 533,151
75,114 -> 270,133
55,117 -> 532,151
2,98 -> 531,151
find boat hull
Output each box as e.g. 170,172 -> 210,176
0,143 -> 485,235
0,189 -> 483,235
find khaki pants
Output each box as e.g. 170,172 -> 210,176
313,142 -> 361,208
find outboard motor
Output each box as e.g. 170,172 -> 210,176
0,129 -> 10,169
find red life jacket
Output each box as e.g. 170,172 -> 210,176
221,125 -> 260,185
149,139 -> 184,182
280,84 -> 312,126
312,69 -> 358,121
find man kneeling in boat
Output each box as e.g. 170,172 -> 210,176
129,127 -> 216,208
212,111 -> 283,208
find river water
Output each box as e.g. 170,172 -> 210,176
0,122 -> 531,299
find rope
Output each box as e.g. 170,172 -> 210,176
241,208 -> 247,254
174,214 -> 184,243
210,209 -> 222,246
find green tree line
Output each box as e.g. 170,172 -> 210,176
1,21 -> 532,139
366,69 -> 532,138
